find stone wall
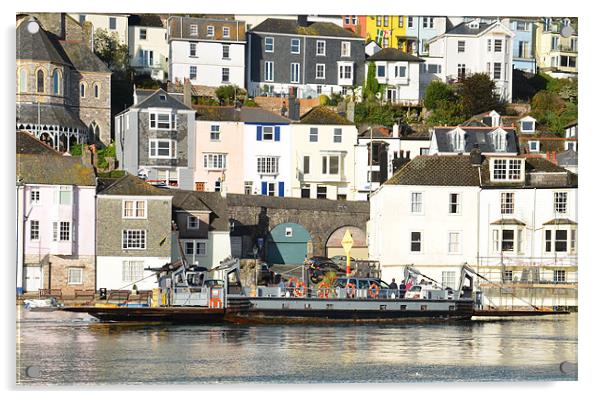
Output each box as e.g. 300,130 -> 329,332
137,111 -> 190,168
254,96 -> 320,118
96,197 -> 173,257
25,254 -> 95,296
70,71 -> 112,145
226,194 -> 370,258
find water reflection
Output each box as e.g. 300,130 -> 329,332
16,308 -> 577,385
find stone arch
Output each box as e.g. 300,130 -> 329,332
93,81 -> 101,99
80,81 -> 87,98
35,67 -> 46,93
52,68 -> 62,95
325,225 -> 368,259
89,121 -> 100,143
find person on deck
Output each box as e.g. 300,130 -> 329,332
389,278 -> 399,297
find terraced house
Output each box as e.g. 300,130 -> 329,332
247,16 -> 365,98
115,88 -> 196,190
96,174 -> 173,291
16,132 -> 96,296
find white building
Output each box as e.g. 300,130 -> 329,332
70,13 -> 129,44
291,106 -> 358,200
426,18 -> 514,102
128,16 -> 168,81
241,108 -> 293,197
369,152 -> 578,307
168,16 -> 246,89
366,48 -> 424,105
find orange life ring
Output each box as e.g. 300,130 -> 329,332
209,297 -> 223,308
317,281 -> 331,298
369,283 -> 380,299
345,283 -> 357,298
294,281 -> 307,297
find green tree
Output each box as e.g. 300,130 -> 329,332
423,80 -> 456,110
215,85 -> 246,105
427,101 -> 467,126
363,61 -> 382,100
458,73 -> 503,116
93,29 -> 130,72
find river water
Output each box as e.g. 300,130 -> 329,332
16,307 -> 577,385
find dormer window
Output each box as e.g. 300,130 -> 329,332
520,119 -> 535,133
468,19 -> 480,29
451,130 -> 465,152
491,158 -> 524,181
490,111 -> 501,127
159,94 -> 167,101
492,129 -> 506,151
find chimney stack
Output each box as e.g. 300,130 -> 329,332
378,145 -> 388,184
288,95 -> 300,121
298,15 -> 309,27
469,145 -> 482,166
183,79 -> 192,108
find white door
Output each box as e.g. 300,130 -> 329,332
24,266 -> 42,292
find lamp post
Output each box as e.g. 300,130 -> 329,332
253,245 -> 258,286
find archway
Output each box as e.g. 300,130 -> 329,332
266,222 -> 311,265
39,132 -> 53,148
326,226 -> 368,259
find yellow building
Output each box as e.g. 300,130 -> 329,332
534,17 -> 578,78
365,15 -> 408,50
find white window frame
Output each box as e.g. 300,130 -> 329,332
316,40 -> 326,56
149,139 -> 177,159
210,124 -> 220,141
222,44 -> 230,59
30,188 -> 40,204
554,192 -> 568,214
410,231 -> 422,253
321,154 -> 340,175
207,26 -> 214,37
291,38 -> 301,54
222,67 -> 230,83
448,231 -> 461,254
410,192 -> 423,214
500,192 -> 515,215
122,229 -> 147,250
122,200 -> 147,219
491,159 -> 523,182
149,112 -> 176,130
261,125 -> 274,141
316,64 -> 325,79
223,27 -> 230,38
309,127 -> 318,142
189,65 -> 197,80
187,216 -> 200,230
441,271 -> 456,289
449,193 -> 461,215
122,260 -> 144,282
494,39 -> 503,52
190,24 -> 198,36
58,186 -> 72,205
203,153 -> 227,170
341,41 -> 351,57
290,63 -> 300,83
139,28 -> 147,40
457,40 -> 465,53
257,156 -> 279,175
68,268 -> 83,285
52,221 -> 71,242
333,128 -> 342,143
528,140 -> 540,152
265,37 -> 274,52
264,61 -> 274,82
30,220 -> 40,241
189,42 -> 197,57
521,120 -> 535,132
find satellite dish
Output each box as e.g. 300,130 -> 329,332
560,25 -> 574,38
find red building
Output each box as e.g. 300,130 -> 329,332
342,15 -> 367,38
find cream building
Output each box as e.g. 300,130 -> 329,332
534,17 -> 578,78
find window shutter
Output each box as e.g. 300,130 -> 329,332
278,182 -> 285,197
275,126 -> 281,141
261,182 -> 267,195
256,126 -> 262,141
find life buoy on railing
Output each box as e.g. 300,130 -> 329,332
369,283 -> 380,299
345,283 -> 357,298
295,281 -> 307,297
317,281 -> 331,298
209,297 -> 223,308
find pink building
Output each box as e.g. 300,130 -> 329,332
194,106 -> 246,193
17,132 -> 96,295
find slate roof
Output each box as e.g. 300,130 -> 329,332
98,173 -> 171,196
252,18 -> 361,39
239,107 -> 290,124
490,218 -> 526,226
385,155 -> 577,189
129,14 -> 165,28
298,106 -> 354,125
433,127 -> 518,154
542,218 -> 578,226
17,154 -> 96,186
16,103 -> 87,130
171,190 -> 230,231
16,19 -> 69,65
135,89 -> 192,110
59,41 -> 110,73
446,20 -> 496,36
556,149 -> 578,167
385,155 -> 481,186
367,48 -> 425,62
16,131 -> 61,155
195,106 -> 242,121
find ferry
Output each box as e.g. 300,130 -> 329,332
63,258 -> 483,323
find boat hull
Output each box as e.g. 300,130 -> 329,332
61,306 -> 226,323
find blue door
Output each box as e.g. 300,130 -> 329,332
266,223 -> 311,265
